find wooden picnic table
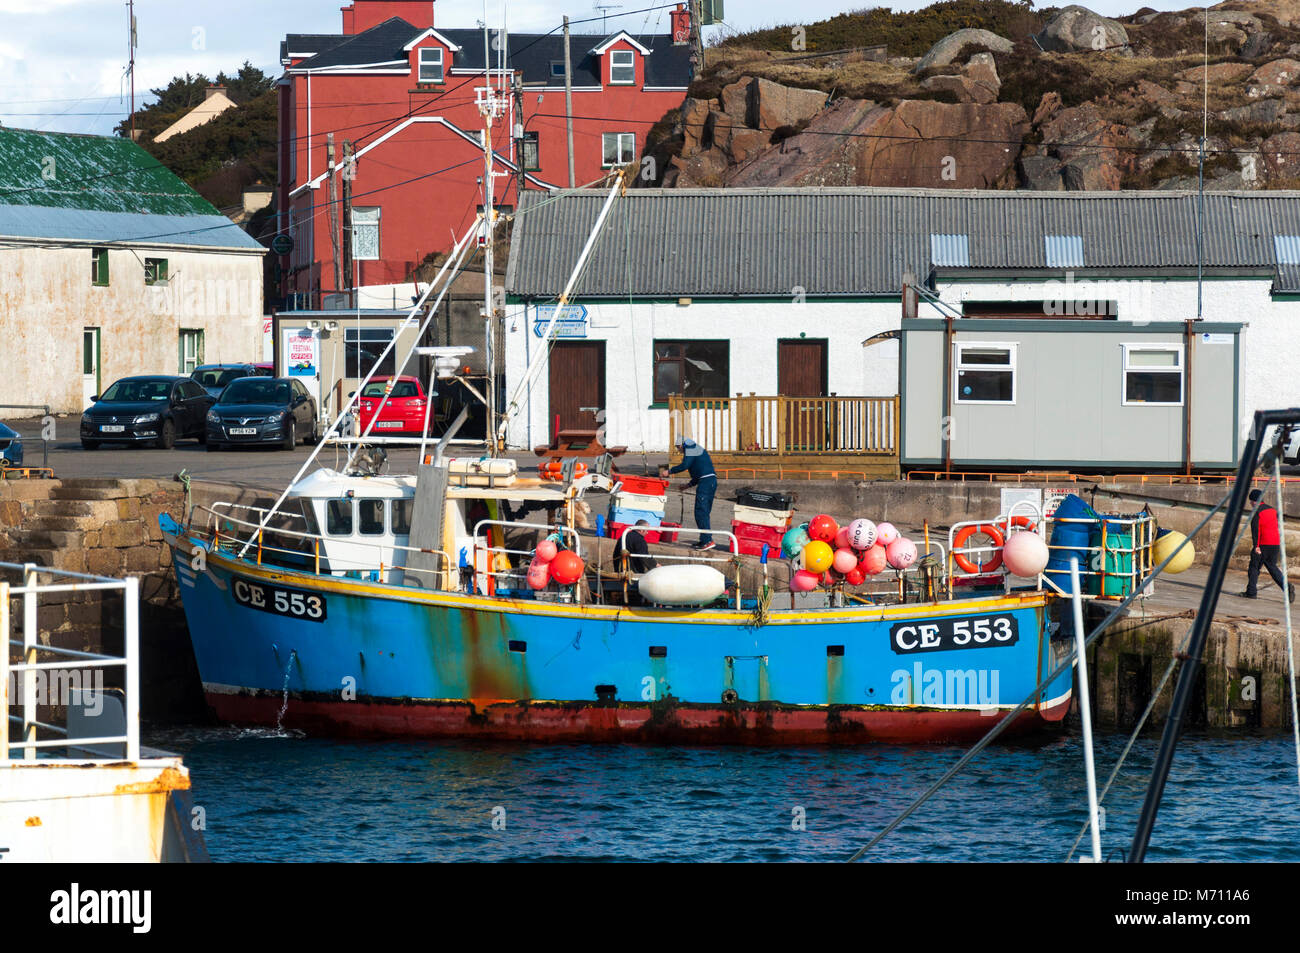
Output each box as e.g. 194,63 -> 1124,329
534,428 -> 627,459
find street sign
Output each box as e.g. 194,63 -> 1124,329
533,304 -> 588,338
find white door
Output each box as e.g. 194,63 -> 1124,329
82,328 -> 100,407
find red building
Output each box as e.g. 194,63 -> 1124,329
277,0 -> 693,308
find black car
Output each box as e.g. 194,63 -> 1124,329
206,377 -> 318,451
80,376 -> 213,449
190,363 -> 272,399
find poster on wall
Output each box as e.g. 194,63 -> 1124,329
282,327 -> 320,405
262,316 -> 274,361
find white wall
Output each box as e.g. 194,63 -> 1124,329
0,244 -> 264,413
503,298 -> 902,451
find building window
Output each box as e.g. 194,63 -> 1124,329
602,132 -> 635,167
418,47 -> 444,83
954,343 -> 1016,404
521,131 -> 539,171
610,49 -> 635,85
345,327 -> 395,379
91,248 -> 109,286
1123,344 -> 1183,406
144,257 -> 168,285
352,207 -> 380,261
550,60 -> 566,79
178,329 -> 205,375
653,340 -> 729,402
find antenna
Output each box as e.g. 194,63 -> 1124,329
594,0 -> 624,32
1197,2 -> 1208,321
127,0 -> 137,139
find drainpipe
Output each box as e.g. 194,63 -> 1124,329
1184,319 -> 1193,476
943,311 -> 953,476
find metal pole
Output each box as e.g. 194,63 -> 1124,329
326,134 -> 342,296
22,563 -> 35,761
0,581 -> 8,762
563,16 -> 575,189
125,575 -> 140,762
1070,556 -> 1103,863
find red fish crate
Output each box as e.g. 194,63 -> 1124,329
729,520 -> 784,556
614,474 -> 669,496
608,522 -> 662,544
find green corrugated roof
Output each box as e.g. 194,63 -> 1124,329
0,127 -> 217,216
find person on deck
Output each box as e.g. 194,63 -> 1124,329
665,436 -> 716,550
618,520 -> 658,574
1240,488 -> 1295,602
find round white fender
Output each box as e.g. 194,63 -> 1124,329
637,564 -> 727,606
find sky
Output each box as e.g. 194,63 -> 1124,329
0,0 -> 1210,135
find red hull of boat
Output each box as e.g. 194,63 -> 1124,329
207,691 -> 1071,745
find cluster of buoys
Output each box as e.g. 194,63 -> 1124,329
526,539 -> 585,589
782,515 -> 918,592
539,460 -> 588,482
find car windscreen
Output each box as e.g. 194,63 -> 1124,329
221,381 -> 291,405
100,380 -> 171,402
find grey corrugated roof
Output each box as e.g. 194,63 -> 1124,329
506,187 -> 1300,297
0,206 -> 265,251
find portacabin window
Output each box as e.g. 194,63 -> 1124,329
352,206 -> 380,261
418,47 -> 444,83
1122,344 -> 1183,406
601,132 -> 635,167
954,343 -> 1016,404
610,49 -> 635,85
345,327 -> 395,378
91,247 -> 109,286
653,339 -> 729,402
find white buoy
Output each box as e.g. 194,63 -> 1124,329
638,565 -> 727,605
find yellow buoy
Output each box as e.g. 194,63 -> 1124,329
1153,531 -> 1194,574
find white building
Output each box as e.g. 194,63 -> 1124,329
504,187 -> 1300,471
0,127 -> 266,413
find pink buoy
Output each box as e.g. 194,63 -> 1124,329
526,554 -> 550,590
535,539 -> 558,562
790,569 -> 820,592
859,544 -> 888,575
1003,530 -> 1050,577
847,518 -> 877,550
876,522 -> 899,546
834,526 -> 853,550
886,537 -> 917,570
832,547 -> 858,574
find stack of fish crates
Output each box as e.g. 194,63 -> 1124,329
730,488 -> 795,556
608,475 -> 679,543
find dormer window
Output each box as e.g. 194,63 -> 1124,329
418,48 -> 444,83
610,49 -> 634,85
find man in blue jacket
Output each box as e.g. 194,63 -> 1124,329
666,436 -> 716,550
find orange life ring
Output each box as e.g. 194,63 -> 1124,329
953,523 -> 1006,574
1003,514 -> 1037,533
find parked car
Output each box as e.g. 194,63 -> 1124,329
190,363 -> 268,399
0,421 -> 23,467
80,376 -> 213,449
206,377 -> 318,451
357,376 -> 433,435
252,362 -> 275,377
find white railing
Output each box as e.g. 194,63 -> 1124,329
1,562 -> 139,764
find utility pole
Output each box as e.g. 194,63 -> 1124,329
326,133 -> 342,296
690,0 -> 704,80
127,0 -> 137,139
563,15 -> 575,188
342,139 -> 355,306
512,75 -> 526,205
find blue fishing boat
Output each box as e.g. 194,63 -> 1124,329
160,463 -> 1094,744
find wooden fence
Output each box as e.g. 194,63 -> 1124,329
667,395 -> 899,458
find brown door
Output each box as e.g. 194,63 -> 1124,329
548,341 -> 606,439
778,339 -> 828,451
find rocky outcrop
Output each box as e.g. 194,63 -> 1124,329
745,77 -> 828,131
1022,102 -> 1138,191
1174,62 -> 1252,84
1246,58 -> 1300,98
1262,131 -> 1300,180
921,53 -> 1001,104
913,28 -> 1014,73
725,98 -> 1028,189
1037,5 -> 1129,53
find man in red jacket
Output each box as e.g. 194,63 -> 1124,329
1241,489 -> 1296,602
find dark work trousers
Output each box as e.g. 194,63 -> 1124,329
694,477 -> 716,545
1246,545 -> 1287,596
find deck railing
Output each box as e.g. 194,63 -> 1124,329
668,395 -> 899,457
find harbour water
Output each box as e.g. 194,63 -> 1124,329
149,729 -> 1300,862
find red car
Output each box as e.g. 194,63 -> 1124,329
357,376 -> 431,435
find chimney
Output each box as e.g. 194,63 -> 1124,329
343,1 -> 436,35
205,84 -> 227,101
671,3 -> 691,45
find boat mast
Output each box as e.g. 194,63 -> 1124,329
478,3 -> 507,458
